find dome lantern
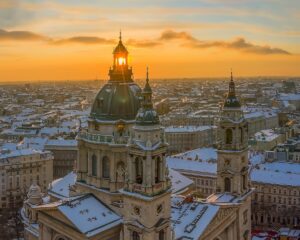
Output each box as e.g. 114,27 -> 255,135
113,31 -> 128,68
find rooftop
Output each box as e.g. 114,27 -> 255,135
171,196 -> 219,239
57,194 -> 122,237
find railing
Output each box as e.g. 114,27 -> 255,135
132,182 -> 165,194
78,131 -> 129,144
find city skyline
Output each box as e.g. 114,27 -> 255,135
0,0 -> 300,82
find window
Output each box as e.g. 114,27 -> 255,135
135,157 -> 143,184
242,175 -> 246,190
159,230 -> 165,240
155,157 -> 160,183
224,177 -> 231,192
132,231 -> 140,240
92,154 -> 97,177
225,129 -> 233,144
102,156 -> 110,178
243,210 -> 248,224
240,127 -> 243,143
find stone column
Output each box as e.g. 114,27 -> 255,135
87,150 -> 91,184
151,155 -> 155,185
161,155 -> 165,181
128,156 -> 133,183
96,150 -> 101,187
109,153 -> 117,182
143,156 -> 147,186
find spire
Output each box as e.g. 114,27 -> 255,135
146,66 -> 149,83
113,30 -> 128,54
135,67 -> 159,125
228,69 -> 235,97
223,69 -> 241,108
143,66 -> 152,93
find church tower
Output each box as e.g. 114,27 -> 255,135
122,69 -> 172,240
76,33 -> 141,194
216,72 -> 252,240
216,71 -> 249,195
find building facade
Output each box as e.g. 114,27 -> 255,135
165,125 -> 216,154
44,139 -> 77,179
0,149 -> 53,210
252,182 -> 300,229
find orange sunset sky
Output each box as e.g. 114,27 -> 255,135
0,0 -> 300,82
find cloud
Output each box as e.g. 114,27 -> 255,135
0,28 -> 291,55
158,30 -> 291,55
52,36 -> 115,45
159,30 -> 197,42
0,29 -> 48,41
126,39 -> 161,48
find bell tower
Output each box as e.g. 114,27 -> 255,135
216,71 -> 249,196
122,68 -> 172,240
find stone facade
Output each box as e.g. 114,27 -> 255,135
252,182 -> 300,229
0,149 -> 53,210
44,140 -> 77,179
165,126 -> 216,154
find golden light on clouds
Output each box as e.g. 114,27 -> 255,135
0,0 -> 300,82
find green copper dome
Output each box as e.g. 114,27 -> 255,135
90,33 -> 142,121
90,82 -> 141,121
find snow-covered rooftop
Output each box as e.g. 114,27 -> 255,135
49,171 -> 77,199
254,129 -> 279,142
206,192 -> 242,204
58,194 -> 122,237
167,147 -> 300,187
171,196 -> 219,239
169,168 -> 194,194
279,93 -> 300,101
167,148 -> 217,176
251,161 -> 300,187
0,148 -> 50,160
45,139 -> 77,147
165,125 -> 213,133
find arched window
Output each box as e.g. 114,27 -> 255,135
135,157 -> 143,184
240,127 -> 243,143
132,231 -> 140,240
55,235 -> 68,240
155,157 -> 161,183
225,129 -> 233,144
102,156 -> 110,178
92,154 -> 97,177
159,229 -> 165,240
224,177 -> 231,192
